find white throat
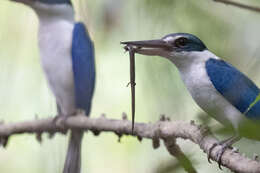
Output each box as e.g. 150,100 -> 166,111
169,50 -> 218,71
31,2 -> 75,23
31,2 -> 76,115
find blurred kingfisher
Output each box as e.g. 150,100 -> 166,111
10,0 -> 95,173
122,33 -> 260,167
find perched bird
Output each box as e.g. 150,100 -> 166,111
122,33 -> 260,167
10,0 -> 95,173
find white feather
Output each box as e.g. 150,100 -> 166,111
170,50 -> 247,130
34,2 -> 76,115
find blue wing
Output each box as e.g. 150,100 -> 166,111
206,58 -> 260,119
71,22 -> 95,116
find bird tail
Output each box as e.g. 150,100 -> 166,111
63,130 -> 84,173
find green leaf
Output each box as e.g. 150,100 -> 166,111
244,93 -> 260,114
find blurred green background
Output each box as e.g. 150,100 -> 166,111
0,0 -> 260,172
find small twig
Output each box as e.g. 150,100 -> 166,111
124,45 -> 136,133
164,138 -> 197,173
213,0 -> 260,13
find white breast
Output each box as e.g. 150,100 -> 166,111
176,50 -> 246,130
38,17 -> 76,115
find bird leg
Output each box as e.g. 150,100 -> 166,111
208,135 -> 241,169
52,107 -> 85,134
52,103 -> 65,126
53,108 -> 85,123
52,115 -> 69,134
207,136 -> 233,163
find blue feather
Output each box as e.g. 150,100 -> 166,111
206,58 -> 260,119
71,22 -> 95,116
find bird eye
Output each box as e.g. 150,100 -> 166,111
174,37 -> 188,47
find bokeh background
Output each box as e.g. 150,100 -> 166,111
0,0 -> 260,172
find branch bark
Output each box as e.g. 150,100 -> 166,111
0,114 -> 260,173
163,138 -> 197,173
213,0 -> 260,13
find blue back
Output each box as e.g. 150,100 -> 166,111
206,58 -> 260,119
72,22 -> 95,116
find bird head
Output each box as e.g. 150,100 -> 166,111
10,0 -> 73,19
122,33 -> 208,67
10,0 -> 72,6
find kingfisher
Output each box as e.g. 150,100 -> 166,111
10,0 -> 95,173
122,33 -> 260,167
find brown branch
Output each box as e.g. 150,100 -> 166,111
213,0 -> 260,13
163,138 -> 197,173
0,114 -> 260,172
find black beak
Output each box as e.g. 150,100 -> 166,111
121,39 -> 172,49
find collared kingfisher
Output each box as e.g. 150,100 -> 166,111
122,33 -> 260,167
10,0 -> 95,173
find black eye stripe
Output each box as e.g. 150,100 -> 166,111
162,33 -> 207,52
174,37 -> 188,47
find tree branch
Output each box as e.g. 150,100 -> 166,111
213,0 -> 260,13
163,138 -> 197,173
0,114 -> 260,172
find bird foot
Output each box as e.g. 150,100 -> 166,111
53,115 -> 68,125
52,115 -> 70,134
75,109 -> 86,116
207,136 -> 241,169
53,109 -> 85,125
216,143 -> 232,169
207,140 -> 227,163
52,109 -> 85,134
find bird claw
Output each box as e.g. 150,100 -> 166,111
216,145 -> 228,169
207,141 -> 229,169
53,109 -> 82,126
208,143 -> 217,163
52,115 -> 70,134
207,139 -> 227,163
207,136 -> 240,169
53,115 -> 66,126
53,109 -> 84,127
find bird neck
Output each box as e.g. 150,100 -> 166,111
32,2 -> 75,23
170,50 -> 218,71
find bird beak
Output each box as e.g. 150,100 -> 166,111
121,39 -> 170,49
121,39 -> 172,56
